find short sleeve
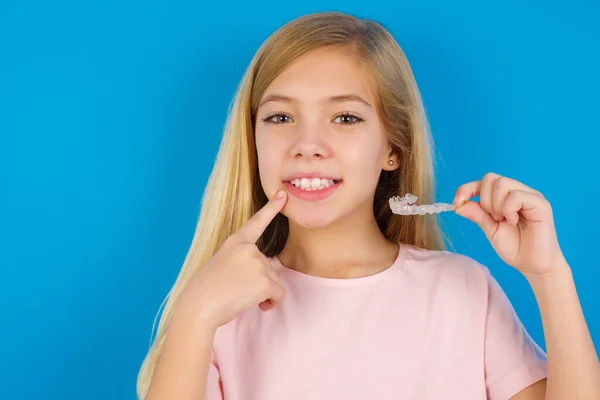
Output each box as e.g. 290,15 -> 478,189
483,267 -> 548,400
205,349 -> 223,400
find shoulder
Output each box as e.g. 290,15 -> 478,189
401,244 -> 492,295
404,244 -> 490,276
398,245 -> 501,333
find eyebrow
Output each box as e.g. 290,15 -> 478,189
258,93 -> 372,108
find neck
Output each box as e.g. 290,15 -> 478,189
277,207 -> 400,279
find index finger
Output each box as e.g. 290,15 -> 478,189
236,189 -> 287,244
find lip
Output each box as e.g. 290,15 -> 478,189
283,172 -> 341,182
283,180 -> 341,202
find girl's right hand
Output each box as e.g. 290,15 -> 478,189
173,189 -> 289,331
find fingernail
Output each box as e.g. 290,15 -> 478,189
275,189 -> 285,199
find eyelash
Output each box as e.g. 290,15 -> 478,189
261,112 -> 364,126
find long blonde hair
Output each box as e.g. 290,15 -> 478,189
137,11 -> 448,399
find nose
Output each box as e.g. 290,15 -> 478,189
289,121 -> 331,160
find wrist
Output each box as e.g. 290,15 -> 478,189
171,300 -> 220,337
522,256 -> 571,281
523,259 -> 573,292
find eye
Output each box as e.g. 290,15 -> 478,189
333,113 -> 364,125
262,112 -> 294,125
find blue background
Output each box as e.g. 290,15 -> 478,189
1,1 -> 598,399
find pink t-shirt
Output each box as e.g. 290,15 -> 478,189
206,243 -> 547,399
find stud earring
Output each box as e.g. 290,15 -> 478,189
387,160 -> 394,166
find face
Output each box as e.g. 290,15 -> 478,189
255,46 -> 398,229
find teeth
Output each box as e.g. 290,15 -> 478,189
290,178 -> 336,191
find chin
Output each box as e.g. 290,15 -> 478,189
282,206 -> 338,230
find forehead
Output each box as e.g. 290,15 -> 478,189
261,47 -> 375,104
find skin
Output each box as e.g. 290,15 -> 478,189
254,46 -> 400,279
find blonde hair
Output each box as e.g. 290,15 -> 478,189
137,11 -> 448,399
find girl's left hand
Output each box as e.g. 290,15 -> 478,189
453,172 -> 568,277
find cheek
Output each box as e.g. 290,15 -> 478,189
341,141 -> 383,180
256,135 -> 286,193
333,140 -> 386,203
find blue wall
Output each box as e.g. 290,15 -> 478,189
1,1 -> 598,399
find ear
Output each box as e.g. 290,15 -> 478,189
383,151 -> 400,172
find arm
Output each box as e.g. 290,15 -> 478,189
143,191 -> 290,399
145,310 -> 218,400
512,261 -> 600,400
453,173 -> 600,400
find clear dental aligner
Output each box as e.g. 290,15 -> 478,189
389,193 -> 456,215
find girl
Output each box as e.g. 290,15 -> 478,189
137,12 -> 599,400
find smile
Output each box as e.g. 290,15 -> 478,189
283,179 -> 342,201
289,178 -> 338,191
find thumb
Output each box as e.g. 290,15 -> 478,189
455,201 -> 498,239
